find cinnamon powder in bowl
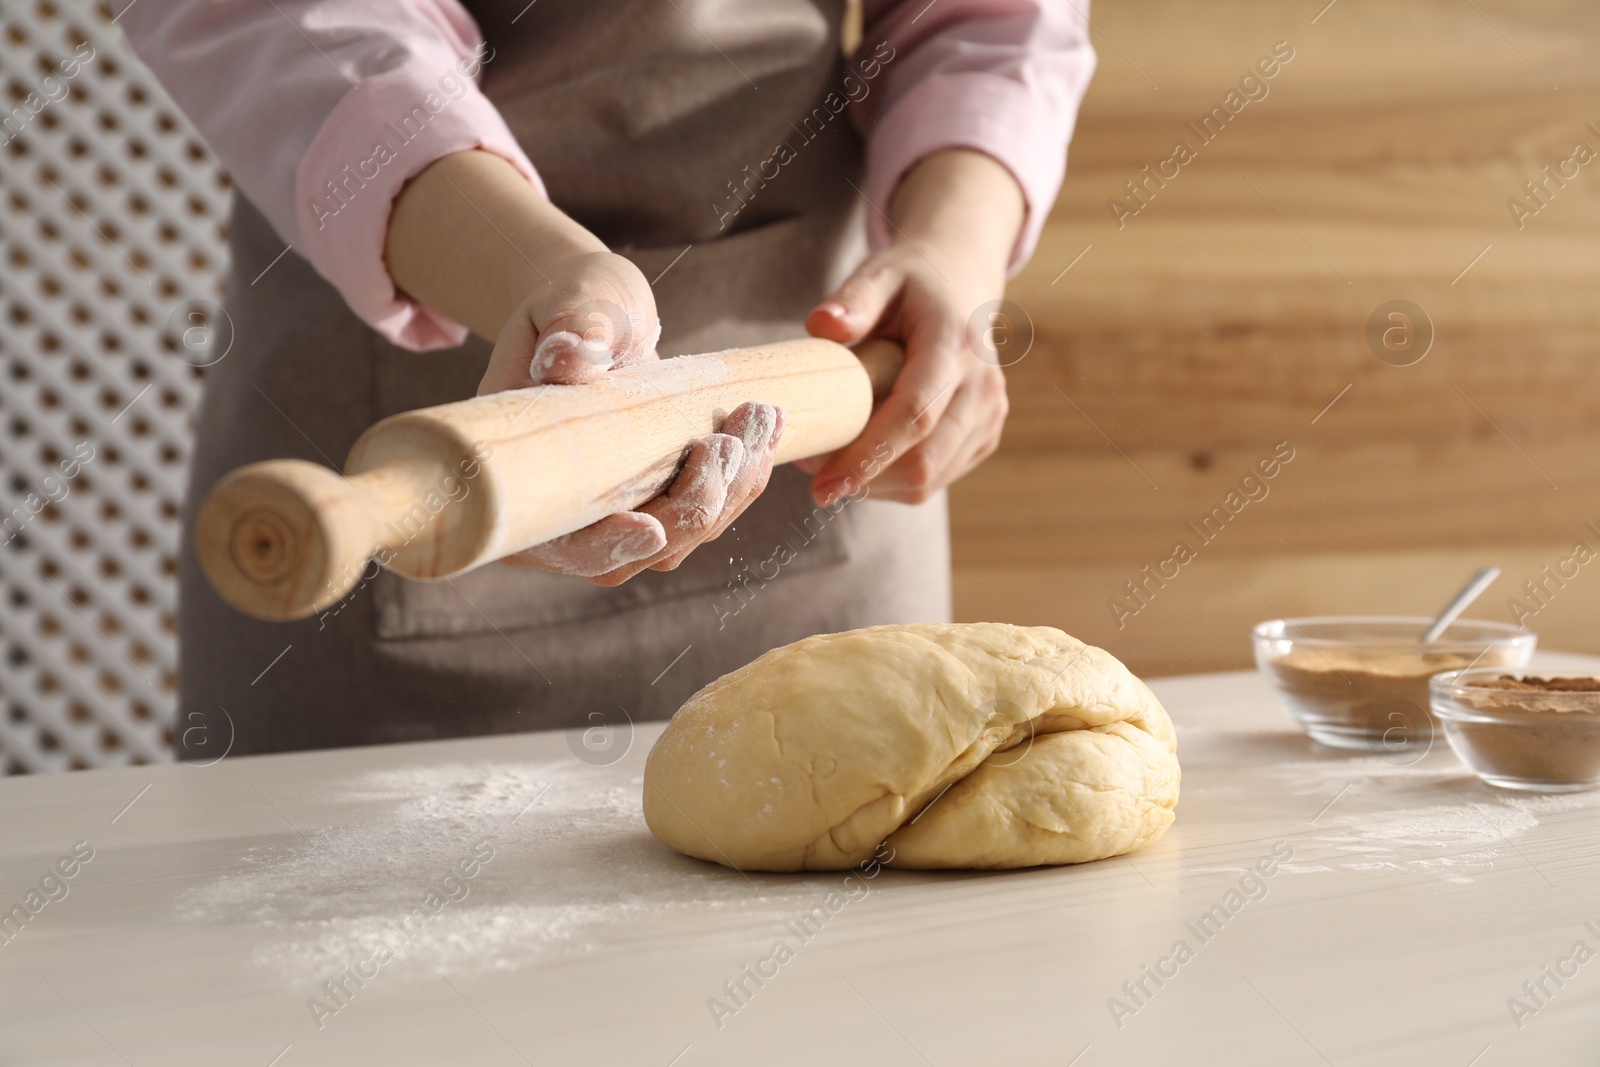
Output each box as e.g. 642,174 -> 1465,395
1431,670 -> 1600,792
1252,617 -> 1535,752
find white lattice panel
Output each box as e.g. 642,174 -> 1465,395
1,1 -> 231,772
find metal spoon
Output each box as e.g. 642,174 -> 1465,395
1421,567 -> 1500,643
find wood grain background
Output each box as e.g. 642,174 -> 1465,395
949,0 -> 1600,674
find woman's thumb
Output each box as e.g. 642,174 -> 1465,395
805,262 -> 900,344
533,296 -> 659,385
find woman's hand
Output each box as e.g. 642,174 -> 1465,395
477,248 -> 659,391
504,399 -> 783,584
800,149 -> 1026,507
481,248 -> 785,585
386,150 -> 782,584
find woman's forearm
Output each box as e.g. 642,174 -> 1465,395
887,148 -> 1025,274
386,148 -> 1022,346
385,149 -> 605,341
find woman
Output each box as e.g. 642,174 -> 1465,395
118,0 -> 1095,756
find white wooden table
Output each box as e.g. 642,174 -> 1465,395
3,656 -> 1598,1066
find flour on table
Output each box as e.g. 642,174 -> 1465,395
1289,775 -> 1592,883
176,761 -> 828,986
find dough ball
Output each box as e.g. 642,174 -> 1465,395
642,623 -> 1179,871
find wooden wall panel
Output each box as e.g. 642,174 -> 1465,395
949,0 -> 1600,673
956,545 -> 1600,677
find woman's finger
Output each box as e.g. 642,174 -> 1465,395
656,403 -> 784,568
501,511 -> 667,576
591,433 -> 742,586
868,370 -> 998,503
527,328 -> 616,385
477,310 -> 540,394
943,369 -> 1009,486
792,451 -> 835,476
952,420 -> 1005,482
805,257 -> 903,345
808,321 -> 964,506
479,251 -> 661,394
717,403 -> 784,522
534,300 -> 660,383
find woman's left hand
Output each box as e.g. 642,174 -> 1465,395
798,148 -> 1026,508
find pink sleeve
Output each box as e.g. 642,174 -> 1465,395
114,0 -> 544,351
854,0 -> 1096,274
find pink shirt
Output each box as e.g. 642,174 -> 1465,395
116,0 -> 1093,351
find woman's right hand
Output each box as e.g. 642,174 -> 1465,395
479,250 -> 784,585
387,151 -> 784,585
477,249 -> 659,391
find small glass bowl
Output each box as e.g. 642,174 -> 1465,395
1431,669 -> 1600,792
1252,616 -> 1536,751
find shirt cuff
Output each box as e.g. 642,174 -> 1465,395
294,62 -> 545,351
862,71 -> 1072,276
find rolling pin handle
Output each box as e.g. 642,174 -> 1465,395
195,460 -> 380,622
852,338 -> 906,401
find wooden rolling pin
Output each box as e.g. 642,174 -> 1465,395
197,337 -> 903,621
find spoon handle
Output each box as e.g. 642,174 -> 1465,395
1422,567 -> 1501,643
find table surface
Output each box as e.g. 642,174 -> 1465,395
3,655 -> 1599,1067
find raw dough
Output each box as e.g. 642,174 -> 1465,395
642,623 -> 1180,871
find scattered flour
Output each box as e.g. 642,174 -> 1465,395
1314,801 -> 1539,881
1294,780 -> 1595,882
177,761 -> 824,986
607,353 -> 731,399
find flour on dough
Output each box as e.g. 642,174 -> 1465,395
642,623 -> 1180,871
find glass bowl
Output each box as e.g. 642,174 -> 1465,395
1252,616 -> 1535,752
1431,669 -> 1600,792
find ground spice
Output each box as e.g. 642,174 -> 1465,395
1444,676 -> 1600,788
1263,646 -> 1523,741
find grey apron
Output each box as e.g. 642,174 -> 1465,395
177,0 -> 951,758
